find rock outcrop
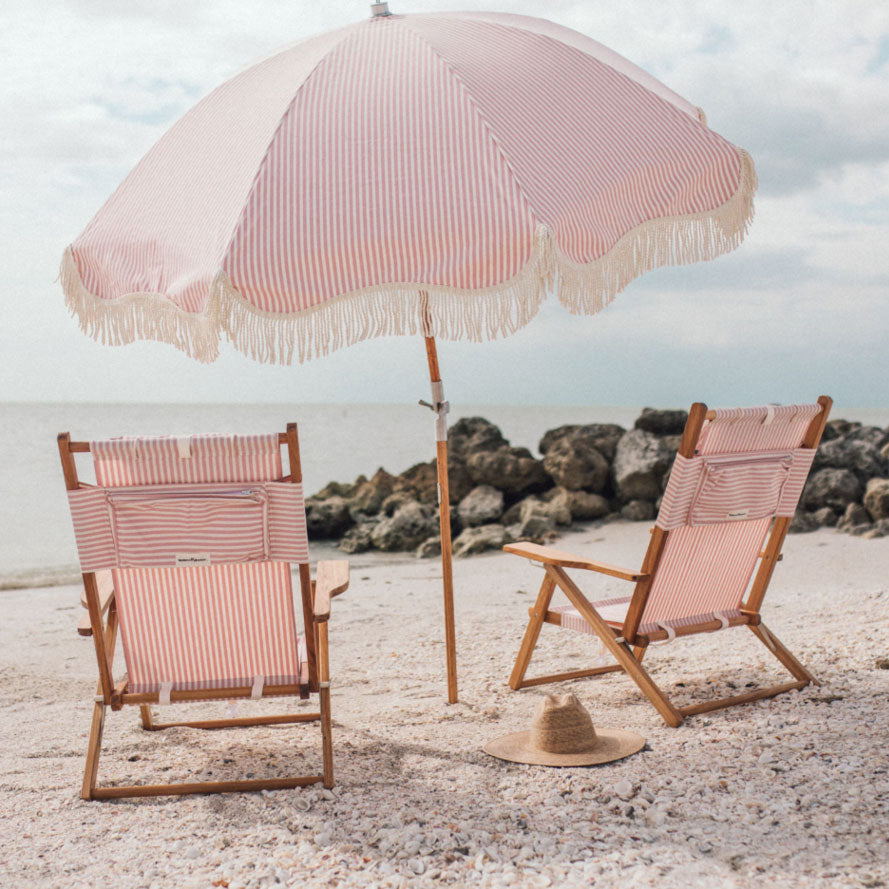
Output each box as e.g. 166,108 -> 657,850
300,410 -> 889,554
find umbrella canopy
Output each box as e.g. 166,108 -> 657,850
60,8 -> 758,704
62,10 -> 756,364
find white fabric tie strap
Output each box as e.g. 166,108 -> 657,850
763,404 -> 776,425
159,681 -> 174,706
251,674 -> 264,700
176,436 -> 192,459
649,622 -> 677,646
714,611 -> 731,630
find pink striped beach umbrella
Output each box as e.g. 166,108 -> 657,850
60,5 -> 758,703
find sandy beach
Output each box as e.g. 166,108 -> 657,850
2,521 -> 888,889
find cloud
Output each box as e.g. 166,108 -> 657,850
1,0 -> 888,410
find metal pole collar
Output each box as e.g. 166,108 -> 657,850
419,381 -> 449,442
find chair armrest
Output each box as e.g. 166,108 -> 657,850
313,560 -> 349,622
78,571 -> 115,636
503,542 -> 648,582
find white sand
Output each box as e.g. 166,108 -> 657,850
2,523 -> 888,889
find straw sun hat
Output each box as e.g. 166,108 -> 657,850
484,694 -> 645,767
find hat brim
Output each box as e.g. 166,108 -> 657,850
483,727 -> 645,767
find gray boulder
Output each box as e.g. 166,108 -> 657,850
397,461 -> 439,505
452,523 -> 510,557
503,497 -> 561,541
621,499 -> 656,522
788,510 -> 821,534
370,501 -> 438,551
801,468 -> 862,513
338,524 -> 374,554
849,521 -> 878,537
518,513 -> 557,542
503,495 -> 567,529
312,479 -> 360,500
811,506 -> 838,527
814,438 -> 887,483
823,420 -> 859,441
350,468 -> 397,515
305,496 -> 354,539
634,407 -> 688,436
524,495 -> 571,527
863,478 -> 889,521
843,425 -> 889,450
457,485 -> 504,527
539,424 -> 625,462
612,429 -> 673,502
542,437 -> 609,492
416,536 -> 442,559
448,417 -> 508,457
445,454 -> 475,504
546,487 -> 610,522
861,518 -> 889,539
383,491 -> 425,517
837,502 -> 872,533
466,446 -> 548,495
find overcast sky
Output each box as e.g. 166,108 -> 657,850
2,0 -> 888,409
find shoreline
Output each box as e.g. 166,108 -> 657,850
6,405 -> 889,589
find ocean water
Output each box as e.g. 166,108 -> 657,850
2,401 -> 886,588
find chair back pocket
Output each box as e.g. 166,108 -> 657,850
107,486 -> 270,567
689,451 -> 794,525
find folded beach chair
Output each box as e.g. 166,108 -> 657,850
505,397 -> 831,726
58,424 -> 348,799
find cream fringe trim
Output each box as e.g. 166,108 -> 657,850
60,150 -> 756,366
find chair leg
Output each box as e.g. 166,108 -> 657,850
316,619 -> 334,789
548,566 -> 684,727
320,686 -> 334,789
509,574 -> 556,689
140,705 -> 155,730
750,623 -> 818,685
81,700 -> 106,800
508,579 -> 652,692
674,624 -> 813,718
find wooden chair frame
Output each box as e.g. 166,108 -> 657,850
58,424 -> 348,799
506,396 -> 832,727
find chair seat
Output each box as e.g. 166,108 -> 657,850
551,601 -> 744,638
129,628 -> 310,696
552,598 -> 633,633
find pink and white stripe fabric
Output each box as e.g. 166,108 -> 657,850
640,404 -> 819,631
79,433 -> 309,695
553,404 -> 821,638
114,563 -> 307,694
656,448 -> 816,528
62,11 -> 756,365
67,481 -> 308,571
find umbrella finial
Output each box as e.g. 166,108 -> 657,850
370,1 -> 391,16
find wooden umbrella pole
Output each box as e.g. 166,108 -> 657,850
422,334 -> 459,704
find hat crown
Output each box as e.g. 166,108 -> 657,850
531,694 -> 598,754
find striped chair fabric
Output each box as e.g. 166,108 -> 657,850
554,403 -> 821,637
71,434 -> 309,695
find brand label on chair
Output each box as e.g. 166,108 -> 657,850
175,553 -> 211,566
726,510 -> 749,520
